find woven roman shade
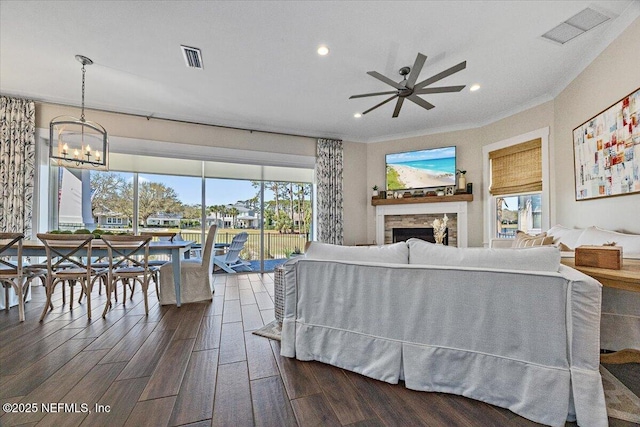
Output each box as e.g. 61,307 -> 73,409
489,138 -> 542,195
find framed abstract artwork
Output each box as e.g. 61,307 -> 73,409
573,87 -> 640,200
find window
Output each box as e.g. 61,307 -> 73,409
47,144 -> 314,272
495,194 -> 542,238
482,128 -> 550,243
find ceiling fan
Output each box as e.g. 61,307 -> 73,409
350,53 -> 467,118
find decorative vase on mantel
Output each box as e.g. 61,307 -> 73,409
457,170 -> 467,191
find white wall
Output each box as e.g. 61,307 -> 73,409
362,18 -> 640,246
554,18 -> 640,234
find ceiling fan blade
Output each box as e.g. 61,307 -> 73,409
392,97 -> 405,118
415,61 -> 467,88
362,95 -> 399,115
366,71 -> 405,89
349,90 -> 398,99
414,85 -> 466,95
407,94 -> 435,110
405,53 -> 427,89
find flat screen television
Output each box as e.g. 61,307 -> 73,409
386,146 -> 456,191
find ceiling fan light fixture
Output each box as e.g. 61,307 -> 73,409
317,45 -> 329,56
470,84 -> 481,92
354,113 -> 362,118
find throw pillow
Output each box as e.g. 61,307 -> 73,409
546,224 -> 584,249
512,231 -> 554,248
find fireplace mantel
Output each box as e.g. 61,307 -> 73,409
371,194 -> 472,206
375,200 -> 469,247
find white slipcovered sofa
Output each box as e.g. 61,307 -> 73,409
281,240 -> 607,427
490,224 -> 640,259
491,225 -> 640,352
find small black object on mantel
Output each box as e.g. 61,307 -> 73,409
466,182 -> 473,194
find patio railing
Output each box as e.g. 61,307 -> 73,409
179,230 -> 308,260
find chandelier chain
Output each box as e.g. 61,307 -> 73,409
80,63 -> 86,122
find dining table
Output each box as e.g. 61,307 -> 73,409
4,239 -> 194,307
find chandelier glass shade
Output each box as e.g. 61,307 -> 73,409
49,55 -> 108,170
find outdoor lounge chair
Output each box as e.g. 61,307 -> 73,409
213,232 -> 251,273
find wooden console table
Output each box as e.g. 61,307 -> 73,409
561,258 -> 640,364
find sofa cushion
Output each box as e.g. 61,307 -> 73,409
408,238 -> 561,272
574,226 -> 640,257
305,242 -> 409,264
546,225 -> 585,250
512,231 -> 554,248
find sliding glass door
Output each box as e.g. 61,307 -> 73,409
49,154 -> 313,273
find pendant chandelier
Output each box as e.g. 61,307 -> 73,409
50,55 -> 108,170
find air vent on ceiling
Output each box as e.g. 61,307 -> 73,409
181,45 -> 203,69
541,8 -> 611,45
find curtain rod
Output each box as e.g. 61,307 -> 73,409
36,99 -> 335,141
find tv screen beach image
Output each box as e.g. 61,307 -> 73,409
386,147 -> 456,191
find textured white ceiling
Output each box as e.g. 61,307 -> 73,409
1,1 -> 638,142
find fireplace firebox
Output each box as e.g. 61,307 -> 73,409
392,227 -> 448,245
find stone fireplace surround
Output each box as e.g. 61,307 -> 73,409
375,201 -> 468,247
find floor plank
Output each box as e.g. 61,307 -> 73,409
0,337 -> 94,399
194,314 -> 222,351
291,392 -> 342,427
221,299 -> 242,323
254,292 -> 274,310
79,377 -> 149,427
212,361 -> 254,427
115,329 -> 175,380
0,349 -> 109,425
251,375 -> 298,427
37,361 -> 128,427
169,349 -> 219,426
218,321 -> 246,365
308,362 -> 375,425
240,303 -> 264,331
344,371 -> 430,427
124,395 -> 177,427
138,338 -> 196,400
98,321 -> 158,364
271,340 -> 322,400
245,331 -> 279,380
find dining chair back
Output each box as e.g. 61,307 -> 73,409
0,233 -> 26,321
36,233 -> 99,321
140,231 -> 177,242
100,234 -> 154,317
158,225 -> 217,305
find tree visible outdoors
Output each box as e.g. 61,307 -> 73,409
91,172 -> 183,226
90,173 -> 312,233
251,181 -> 312,233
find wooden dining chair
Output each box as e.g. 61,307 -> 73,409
100,234 -> 156,317
140,231 -> 176,294
0,233 -> 46,322
36,233 -> 104,321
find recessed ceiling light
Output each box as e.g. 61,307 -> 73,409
470,84 -> 481,92
317,45 -> 329,56
354,113 -> 362,118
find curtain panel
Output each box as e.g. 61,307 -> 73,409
316,138 -> 343,245
0,96 -> 36,236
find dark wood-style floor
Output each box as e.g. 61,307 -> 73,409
0,273 -> 637,427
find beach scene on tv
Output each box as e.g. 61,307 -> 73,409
386,147 -> 456,191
